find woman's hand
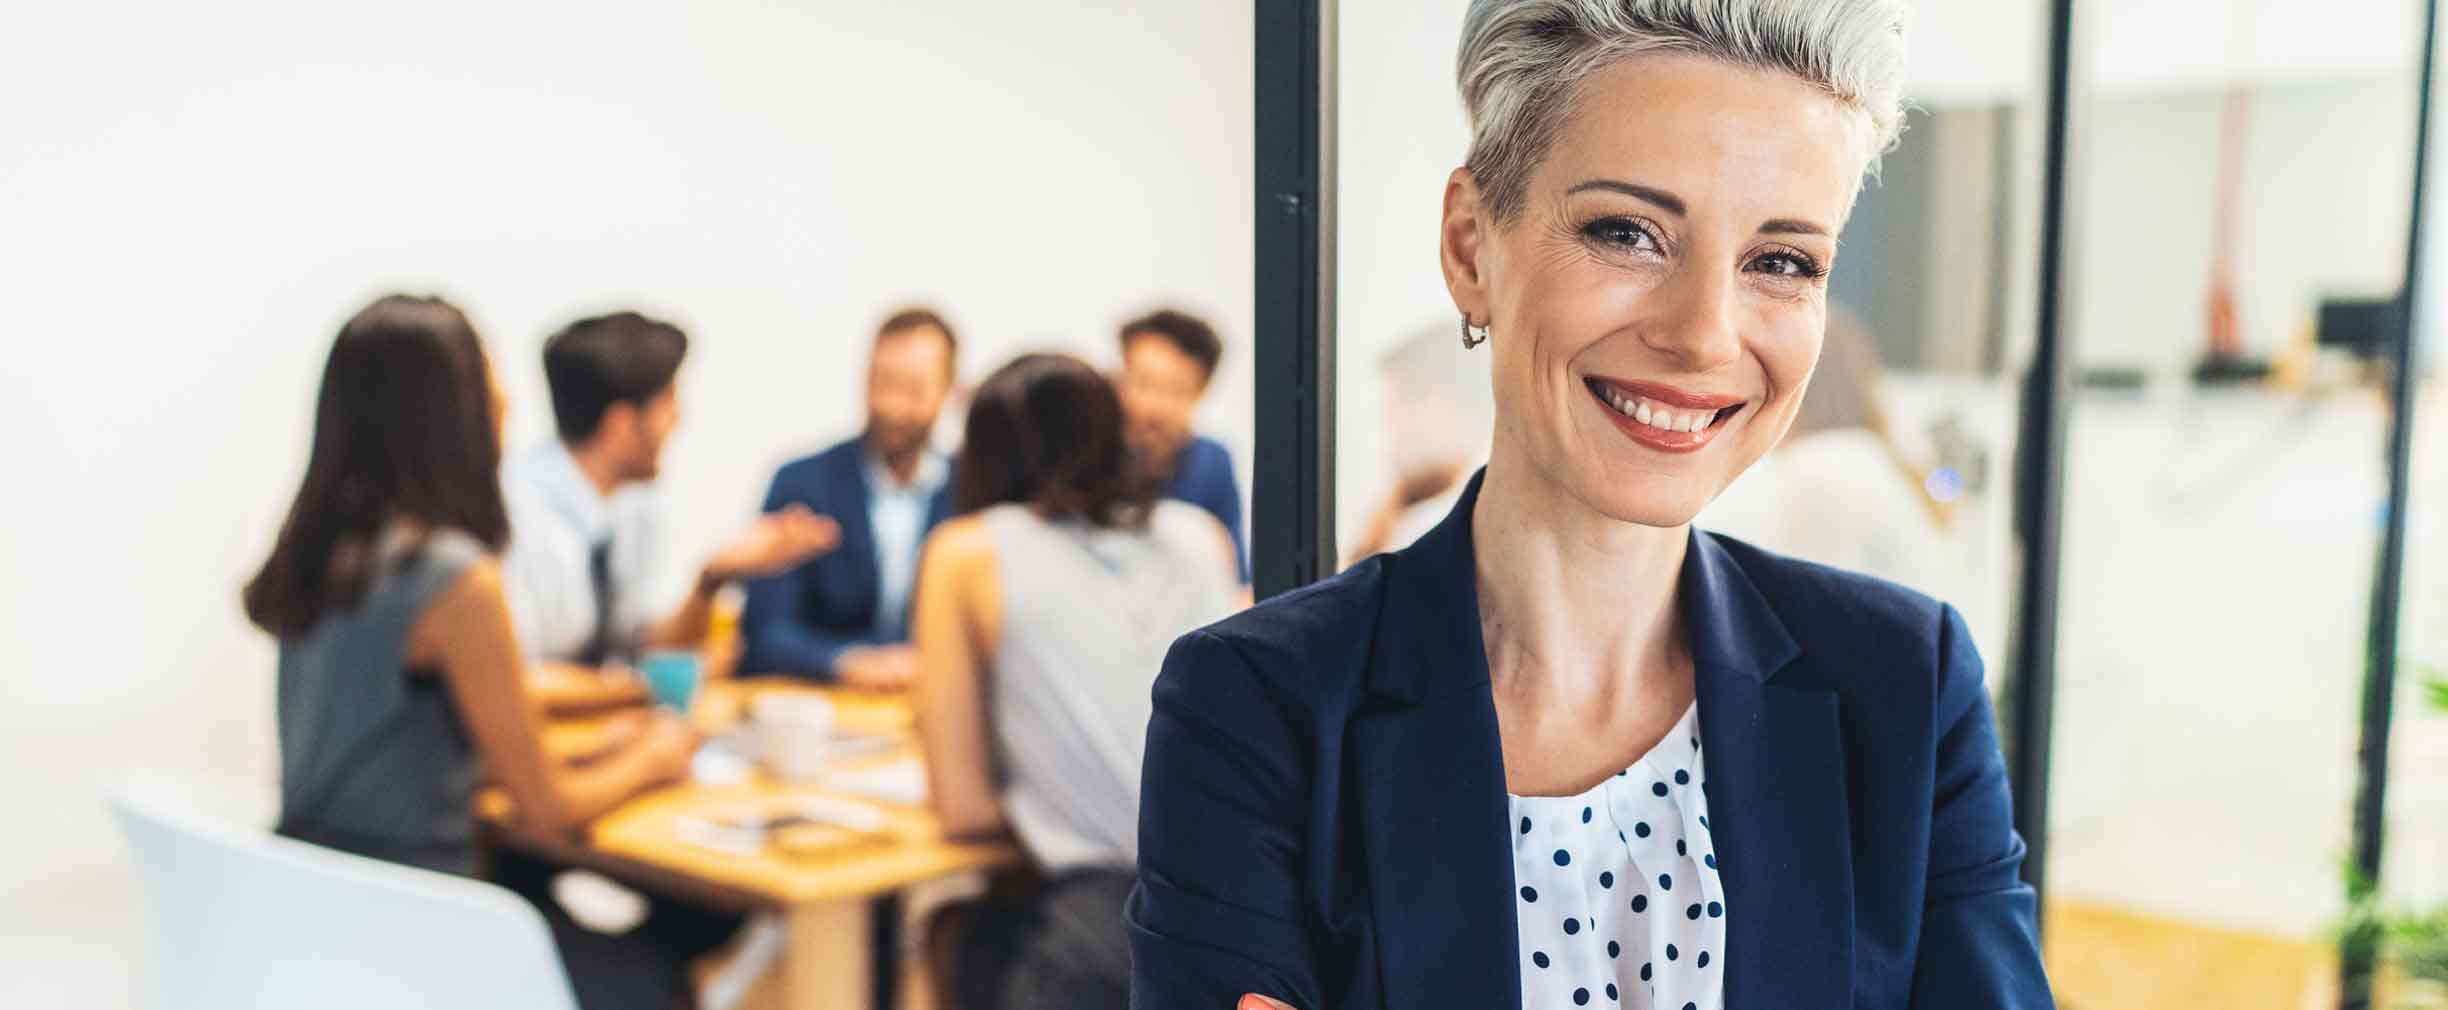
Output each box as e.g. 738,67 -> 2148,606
636,713 -> 701,785
1240,995 -> 1302,1010
555,710 -> 652,765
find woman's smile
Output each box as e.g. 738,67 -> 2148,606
1582,375 -> 1749,454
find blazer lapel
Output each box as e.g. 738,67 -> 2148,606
1347,479 -> 1855,1010
1350,474 -> 1521,1010
1684,533 -> 1855,1009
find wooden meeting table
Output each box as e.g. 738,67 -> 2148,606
480,680 -> 1022,1010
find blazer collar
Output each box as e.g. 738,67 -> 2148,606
1364,470 -> 1849,1010
1372,469 -> 1802,705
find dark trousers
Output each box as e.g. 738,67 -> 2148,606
953,868 -> 1134,1010
488,848 -> 743,1010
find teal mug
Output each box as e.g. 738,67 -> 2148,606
640,649 -> 703,713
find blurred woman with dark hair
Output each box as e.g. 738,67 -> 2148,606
908,352 -> 1239,1010
245,294 -> 724,1010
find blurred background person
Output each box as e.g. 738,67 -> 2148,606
1341,318 -> 1497,564
1115,308 -> 1248,584
742,308 -> 960,687
1698,306 -> 1959,601
908,353 -> 1239,1010
504,311 -> 840,710
243,295 -> 723,1010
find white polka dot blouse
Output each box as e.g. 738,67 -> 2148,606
1509,702 -> 1723,1010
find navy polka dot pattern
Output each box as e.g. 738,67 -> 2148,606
1510,703 -> 1723,1010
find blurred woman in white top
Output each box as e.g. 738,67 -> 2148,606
909,352 -> 1239,1010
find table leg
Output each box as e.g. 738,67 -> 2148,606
873,895 -> 901,1010
786,899 -> 871,1010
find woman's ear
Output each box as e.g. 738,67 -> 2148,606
1440,167 -> 1493,322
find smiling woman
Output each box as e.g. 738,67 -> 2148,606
1129,2 -> 2055,1009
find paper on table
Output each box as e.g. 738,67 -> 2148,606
821,757 -> 927,807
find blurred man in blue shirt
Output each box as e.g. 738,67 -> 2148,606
1116,309 -> 1245,584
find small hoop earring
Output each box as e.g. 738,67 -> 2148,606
1461,314 -> 1489,349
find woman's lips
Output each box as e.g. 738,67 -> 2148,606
1583,377 -> 1746,454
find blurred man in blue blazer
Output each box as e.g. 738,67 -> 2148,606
1116,308 -> 1247,584
741,308 -> 958,687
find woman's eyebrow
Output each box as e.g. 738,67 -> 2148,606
1566,178 -> 1686,216
1760,218 -> 1830,237
1566,179 -> 1830,238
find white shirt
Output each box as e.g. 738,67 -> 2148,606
1511,703 -> 1726,1010
865,450 -> 946,637
981,501 -> 1239,872
500,442 -> 674,663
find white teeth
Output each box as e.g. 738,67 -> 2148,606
1598,383 -> 1734,434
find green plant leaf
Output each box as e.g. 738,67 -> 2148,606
2414,664 -> 2447,713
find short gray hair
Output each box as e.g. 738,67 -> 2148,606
1458,0 -> 1910,222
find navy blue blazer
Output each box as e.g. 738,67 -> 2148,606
1161,435 -> 1248,584
1129,473 -> 2051,1009
738,437 -> 954,680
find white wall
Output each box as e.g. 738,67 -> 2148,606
2072,81 -> 2417,373
0,2 -> 1251,1004
1333,0 -> 1478,553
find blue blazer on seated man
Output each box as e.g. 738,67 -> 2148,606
740,436 -> 953,680
1128,474 -> 2053,1009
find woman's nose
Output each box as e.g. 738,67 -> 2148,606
1640,262 -> 1742,372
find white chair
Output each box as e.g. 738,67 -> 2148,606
107,770 -> 580,1010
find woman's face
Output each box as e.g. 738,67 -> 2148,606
1444,54 -> 1864,528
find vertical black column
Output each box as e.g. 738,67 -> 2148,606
2341,1 -> 2440,1005
2005,0 -> 2084,915
1252,0 -> 1337,600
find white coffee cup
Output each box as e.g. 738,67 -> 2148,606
751,692 -> 838,782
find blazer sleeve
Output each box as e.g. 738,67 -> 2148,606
739,470 -> 876,681
1130,630 -> 1327,1010
1909,604 -> 2055,1008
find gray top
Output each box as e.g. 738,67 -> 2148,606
980,501 -> 1237,872
276,527 -> 487,875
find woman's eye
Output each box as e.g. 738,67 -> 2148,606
1582,218 -> 1655,251
1750,252 -> 1823,279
